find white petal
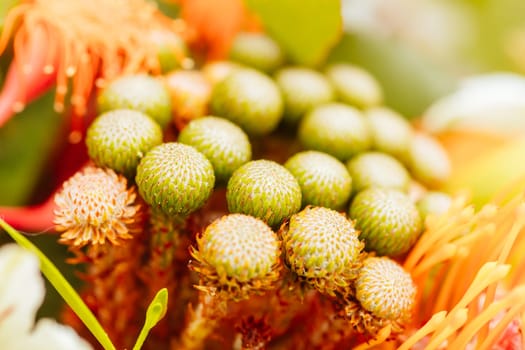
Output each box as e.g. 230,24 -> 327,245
9,318 -> 93,350
423,73 -> 525,134
0,244 -> 44,345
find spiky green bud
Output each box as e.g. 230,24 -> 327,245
136,142 -> 215,217
178,116 -> 252,183
346,152 -> 410,195
275,67 -> 334,124
280,206 -> 364,296
354,256 -> 416,322
227,160 -> 301,227
229,32 -> 285,73
366,107 -> 413,162
284,151 -> 352,210
349,188 -> 422,257
298,103 -> 371,161
210,69 -> 283,135
97,74 -> 172,128
191,214 -> 281,300
324,63 -> 383,109
86,109 -> 163,178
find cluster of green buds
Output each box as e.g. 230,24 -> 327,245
52,30 -> 454,348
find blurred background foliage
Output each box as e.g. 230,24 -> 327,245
0,0 -> 525,318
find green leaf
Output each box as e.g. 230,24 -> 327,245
133,288 -> 168,350
328,32 -> 457,118
0,0 -> 19,31
244,0 -> 342,66
0,219 -> 116,350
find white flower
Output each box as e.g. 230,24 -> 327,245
0,244 -> 93,350
422,73 -> 525,134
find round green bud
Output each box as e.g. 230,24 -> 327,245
298,103 -> 371,161
97,74 -> 172,128
408,133 -> 451,188
226,160 -> 301,227
229,32 -> 285,73
86,109 -> 163,178
355,256 -> 416,322
349,188 -> 422,257
416,191 -> 452,219
275,67 -> 335,124
325,63 -> 383,109
346,151 -> 410,195
366,107 -> 414,163
210,68 -> 283,135
178,116 -> 252,183
136,142 -> 215,217
284,150 -> 352,210
280,206 -> 364,295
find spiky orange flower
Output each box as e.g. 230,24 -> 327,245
53,166 -> 143,246
0,0 -> 188,129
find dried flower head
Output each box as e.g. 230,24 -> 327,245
54,166 -> 142,246
190,213 -> 281,301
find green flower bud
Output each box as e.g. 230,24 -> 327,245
280,206 -> 364,296
346,151 -> 410,195
210,69 -> 283,135
229,32 -> 285,73
86,109 -> 163,178
136,142 -> 215,217
349,188 -> 422,257
227,160 -> 301,227
298,103 -> 371,161
325,63 -> 383,109
97,74 -> 172,128
284,150 -> 352,210
178,116 -> 252,183
275,67 -> 334,124
408,133 -> 451,188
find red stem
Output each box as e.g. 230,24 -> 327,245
0,193 -> 57,233
0,24 -> 57,127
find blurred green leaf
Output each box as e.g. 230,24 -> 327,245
245,0 -> 342,66
0,91 -> 63,205
328,32 -> 457,119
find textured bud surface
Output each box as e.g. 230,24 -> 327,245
355,257 -> 416,322
210,69 -> 283,135
325,63 -> 383,109
229,32 -> 285,73
298,103 -> 371,161
227,160 -> 301,227
136,142 -> 215,217
346,152 -> 410,194
281,206 -> 364,295
284,150 -> 352,210
409,133 -> 452,188
366,107 -> 413,162
197,214 -> 280,282
86,109 -> 163,178
97,74 -> 172,128
178,116 -> 252,183
54,166 -> 142,246
349,188 -> 422,257
275,67 -> 334,124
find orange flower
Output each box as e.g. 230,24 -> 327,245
0,0 -> 188,128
